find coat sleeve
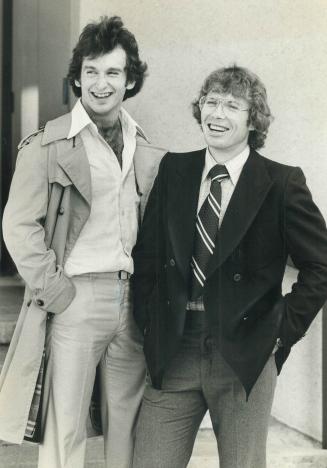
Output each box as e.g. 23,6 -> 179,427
279,166 -> 327,347
2,137 -> 75,314
132,154 -> 168,333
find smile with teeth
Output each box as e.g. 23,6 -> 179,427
91,91 -> 113,98
208,123 -> 229,133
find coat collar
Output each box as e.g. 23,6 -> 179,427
42,106 -> 149,145
41,113 -> 72,145
41,113 -> 91,205
168,148 -> 274,283
41,111 -> 160,207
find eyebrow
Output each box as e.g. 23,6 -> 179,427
208,95 -> 243,103
83,65 -> 123,72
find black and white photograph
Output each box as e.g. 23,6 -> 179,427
0,1 -> 327,467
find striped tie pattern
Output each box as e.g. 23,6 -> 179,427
190,164 -> 229,300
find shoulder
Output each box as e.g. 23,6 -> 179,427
17,127 -> 45,150
17,112 -> 72,151
162,148 -> 205,163
42,113 -> 72,145
252,150 -> 303,184
135,136 -> 167,158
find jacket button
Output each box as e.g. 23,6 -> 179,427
26,299 -> 32,307
233,273 -> 242,282
36,299 -> 44,307
58,206 -> 65,215
169,259 -> 175,267
243,315 -> 248,321
167,300 -> 170,306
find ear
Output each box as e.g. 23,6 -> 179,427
126,80 -> 135,90
75,79 -> 81,88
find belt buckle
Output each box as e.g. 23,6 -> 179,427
119,270 -> 129,280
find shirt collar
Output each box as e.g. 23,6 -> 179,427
67,98 -> 149,142
120,107 -> 149,142
202,146 -> 250,185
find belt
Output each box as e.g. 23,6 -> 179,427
76,271 -> 131,280
185,309 -> 206,330
113,270 -> 131,279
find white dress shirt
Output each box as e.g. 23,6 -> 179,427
197,146 -> 250,224
64,99 -> 145,276
187,145 -> 250,310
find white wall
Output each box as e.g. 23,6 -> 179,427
273,266 -> 323,441
79,0 -> 327,217
75,0 -> 327,440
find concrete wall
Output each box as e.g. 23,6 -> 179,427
78,0 -> 327,216
76,0 -> 327,440
273,266 -> 323,441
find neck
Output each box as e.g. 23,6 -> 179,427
208,143 -> 248,164
91,112 -> 120,131
81,100 -> 121,130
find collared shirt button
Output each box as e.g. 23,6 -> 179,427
36,299 -> 44,307
233,273 -> 242,282
58,206 -> 65,215
169,259 -> 175,267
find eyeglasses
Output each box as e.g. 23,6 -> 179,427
199,96 -> 249,115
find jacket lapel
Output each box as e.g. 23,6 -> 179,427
206,150 -> 273,278
56,137 -> 92,206
134,138 -> 166,221
42,114 -> 92,206
168,149 -> 205,283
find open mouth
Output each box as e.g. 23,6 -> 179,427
208,123 -> 229,133
91,91 -> 113,99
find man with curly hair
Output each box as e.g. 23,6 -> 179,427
0,15 -> 165,468
132,66 -> 327,468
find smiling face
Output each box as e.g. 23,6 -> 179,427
76,45 -> 135,125
200,91 -> 253,162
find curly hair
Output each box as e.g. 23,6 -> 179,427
192,65 -> 273,149
68,16 -> 147,100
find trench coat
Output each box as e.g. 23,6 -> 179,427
0,111 -> 166,444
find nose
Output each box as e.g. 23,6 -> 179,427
211,101 -> 225,118
95,74 -> 108,90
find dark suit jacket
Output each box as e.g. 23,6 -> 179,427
132,148 -> 327,396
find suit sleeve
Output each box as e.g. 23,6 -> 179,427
2,138 -> 75,314
280,167 -> 327,347
132,154 -> 168,333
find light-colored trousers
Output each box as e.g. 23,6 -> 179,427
38,273 -> 146,468
133,325 -> 277,468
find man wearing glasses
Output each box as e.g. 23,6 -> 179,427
132,66 -> 327,468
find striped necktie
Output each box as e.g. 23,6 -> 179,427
190,164 -> 229,301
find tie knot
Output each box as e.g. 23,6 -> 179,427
208,164 -> 229,182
